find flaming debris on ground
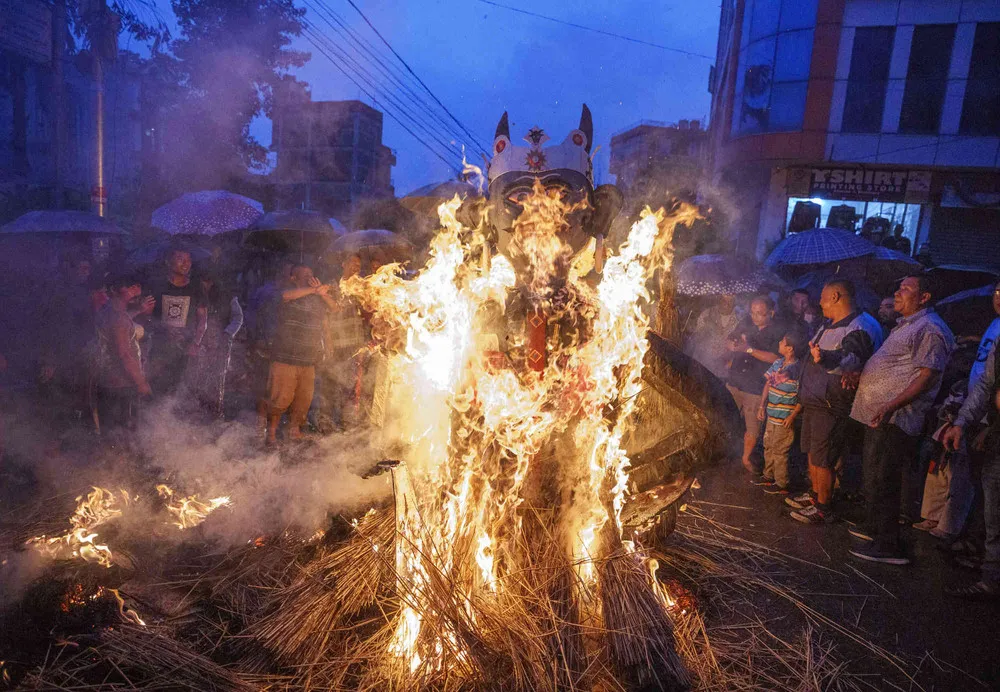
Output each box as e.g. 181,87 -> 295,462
156,484 -> 232,530
26,488 -> 129,568
25,483 -> 231,568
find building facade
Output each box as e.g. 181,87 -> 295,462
0,0 -> 143,223
708,0 -> 1000,268
609,119 -> 707,199
272,99 -> 395,220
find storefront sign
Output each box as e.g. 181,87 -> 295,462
787,168 -> 931,204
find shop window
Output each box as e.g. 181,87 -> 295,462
959,23 -> 1000,136
899,24 -> 956,134
784,197 -> 921,251
841,26 -> 895,133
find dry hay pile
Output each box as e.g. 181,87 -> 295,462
7,503 -> 923,692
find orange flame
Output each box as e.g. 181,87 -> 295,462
342,185 -> 694,673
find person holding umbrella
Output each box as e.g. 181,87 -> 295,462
788,279 -> 882,525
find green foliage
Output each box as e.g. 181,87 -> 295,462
168,0 -> 309,171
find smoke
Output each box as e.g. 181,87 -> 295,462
0,393 -> 393,597
130,398 -> 393,544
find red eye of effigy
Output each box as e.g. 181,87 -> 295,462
573,133 -> 584,146
495,140 -> 507,153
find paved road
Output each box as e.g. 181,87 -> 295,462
683,460 -> 1000,690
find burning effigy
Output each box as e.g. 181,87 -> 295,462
1,108 -> 897,692
260,106 -> 709,689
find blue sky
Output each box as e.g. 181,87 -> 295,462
144,0 -> 720,196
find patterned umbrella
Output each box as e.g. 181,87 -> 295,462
1,210 -> 127,235
765,228 -> 875,269
400,180 -> 481,217
330,228 -> 413,257
152,190 -> 263,236
675,254 -> 786,296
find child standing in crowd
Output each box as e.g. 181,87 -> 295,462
756,329 -> 809,495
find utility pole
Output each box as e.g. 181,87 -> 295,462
94,53 -> 106,217
52,0 -> 68,209
84,0 -> 115,218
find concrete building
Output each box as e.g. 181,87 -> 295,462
272,99 -> 396,220
0,0 -> 143,222
708,0 -> 1000,268
609,119 -> 707,199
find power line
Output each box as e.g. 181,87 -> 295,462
301,22 -> 462,166
305,0 -> 482,158
299,27 -> 461,172
474,0 -> 714,59
344,0 -> 491,154
311,0 -> 487,157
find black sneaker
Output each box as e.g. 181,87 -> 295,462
784,492 -> 815,510
790,505 -> 834,524
752,476 -> 776,486
849,542 -> 910,565
764,485 -> 790,496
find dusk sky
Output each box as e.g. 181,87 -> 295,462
146,0 -> 721,196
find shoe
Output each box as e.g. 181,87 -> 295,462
752,476 -> 776,486
847,525 -> 874,542
764,485 -> 790,496
899,514 -> 915,526
790,505 -> 834,524
784,492 -> 815,509
912,519 -> 939,532
849,542 -> 910,565
945,581 -> 1000,600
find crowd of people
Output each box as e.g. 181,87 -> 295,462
3,241 -> 999,602
2,245 -> 376,451
685,275 -> 1000,600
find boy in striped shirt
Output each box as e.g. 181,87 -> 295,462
756,329 -> 809,494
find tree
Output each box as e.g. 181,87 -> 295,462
154,0 -> 309,191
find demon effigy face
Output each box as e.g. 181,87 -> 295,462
484,105 -> 623,260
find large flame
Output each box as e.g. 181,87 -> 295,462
342,181 -> 696,677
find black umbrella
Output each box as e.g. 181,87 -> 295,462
1,210 -> 127,235
936,283 -> 998,338
244,210 -> 342,260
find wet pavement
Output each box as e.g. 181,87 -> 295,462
684,460 -> 1000,690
